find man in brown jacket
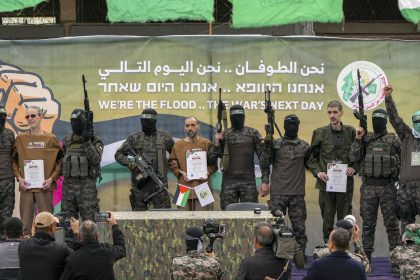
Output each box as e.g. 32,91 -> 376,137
13,106 -> 62,236
169,116 -> 217,210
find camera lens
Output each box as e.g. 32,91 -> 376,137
254,208 -> 261,214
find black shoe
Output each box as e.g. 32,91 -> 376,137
365,251 -> 372,264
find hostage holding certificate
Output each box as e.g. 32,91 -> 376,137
326,163 -> 347,193
24,160 -> 45,189
186,150 -> 208,180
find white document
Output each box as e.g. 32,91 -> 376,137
411,152 -> 420,166
326,163 -> 348,193
24,160 -> 45,189
186,150 -> 208,180
194,182 -> 215,207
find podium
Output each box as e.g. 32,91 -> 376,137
105,211 -> 274,280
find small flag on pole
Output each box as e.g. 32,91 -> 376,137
194,182 -> 215,207
173,184 -> 191,207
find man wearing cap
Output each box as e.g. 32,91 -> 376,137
115,109 -> 174,210
390,223 -> 420,280
171,226 -> 223,279
313,218 -> 371,273
61,109 -> 104,221
0,106 -> 15,239
12,106 -> 62,236
384,85 -> 420,231
168,116 -> 217,210
307,100 -> 358,243
350,108 -> 401,262
208,104 -> 269,210
18,212 -> 78,280
260,114 -> 310,257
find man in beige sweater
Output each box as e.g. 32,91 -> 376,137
12,106 -> 61,236
169,116 -> 217,210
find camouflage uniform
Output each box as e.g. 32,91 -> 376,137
260,137 -> 311,253
350,133 -> 401,254
115,129 -> 174,211
385,96 -> 420,231
170,250 -> 223,280
0,128 -> 15,236
208,126 -> 269,210
307,124 -> 358,241
390,224 -> 420,280
61,134 -> 103,221
313,240 -> 371,273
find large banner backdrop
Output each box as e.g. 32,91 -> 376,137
1,36 -> 419,253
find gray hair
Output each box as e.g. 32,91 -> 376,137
26,105 -> 44,116
330,227 -> 351,250
79,220 -> 98,242
254,222 -> 273,247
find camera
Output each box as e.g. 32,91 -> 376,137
95,212 -> 110,223
202,219 -> 226,253
55,213 -> 71,230
270,210 -> 305,269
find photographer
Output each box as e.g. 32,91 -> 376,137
59,212 -> 126,280
171,226 -> 223,280
236,222 -> 291,280
18,212 -> 79,280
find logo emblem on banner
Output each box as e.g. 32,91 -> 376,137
336,61 -> 388,111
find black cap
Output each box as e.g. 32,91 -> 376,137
185,226 -> 204,239
335,220 -> 353,232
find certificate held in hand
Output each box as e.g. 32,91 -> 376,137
186,151 -> 208,181
24,160 -> 45,189
326,163 -> 347,193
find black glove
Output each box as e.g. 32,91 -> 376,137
82,130 -> 92,142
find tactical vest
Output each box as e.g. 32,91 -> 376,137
363,134 -> 398,178
62,138 -> 100,179
221,127 -> 256,173
133,131 -> 165,176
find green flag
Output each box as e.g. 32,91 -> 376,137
230,0 -> 343,28
0,0 -> 45,12
399,0 -> 420,24
106,0 -> 214,23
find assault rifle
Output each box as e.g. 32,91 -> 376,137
264,88 -> 282,144
353,69 -> 368,134
216,88 -> 227,133
82,75 -> 94,137
127,147 -> 173,202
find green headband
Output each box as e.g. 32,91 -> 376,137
230,109 -> 245,115
140,114 -> 157,120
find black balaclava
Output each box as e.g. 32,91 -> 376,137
0,106 -> 6,130
372,109 -> 388,134
284,114 -> 300,139
140,108 -> 157,134
185,226 -> 204,252
230,104 -> 245,129
70,109 -> 86,135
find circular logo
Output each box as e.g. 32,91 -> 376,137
336,61 -> 388,111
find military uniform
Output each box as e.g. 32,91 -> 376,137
115,129 -> 174,211
208,126 -> 269,210
313,240 -> 371,273
261,137 -> 310,253
390,224 -> 420,280
61,134 -> 103,221
0,127 -> 15,236
307,124 -> 358,241
350,132 -> 401,254
385,96 -> 420,231
170,250 -> 223,280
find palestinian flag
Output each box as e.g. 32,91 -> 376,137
172,184 -> 191,207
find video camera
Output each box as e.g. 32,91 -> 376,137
202,219 -> 226,253
55,213 -> 71,231
270,210 -> 305,269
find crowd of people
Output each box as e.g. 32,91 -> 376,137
0,84 -> 419,279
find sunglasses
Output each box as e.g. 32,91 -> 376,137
25,114 -> 39,120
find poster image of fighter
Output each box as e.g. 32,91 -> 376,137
0,61 -> 61,134
336,61 -> 388,112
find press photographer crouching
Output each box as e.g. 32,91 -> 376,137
236,217 -> 295,280
59,211 -> 126,280
171,221 -> 224,280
